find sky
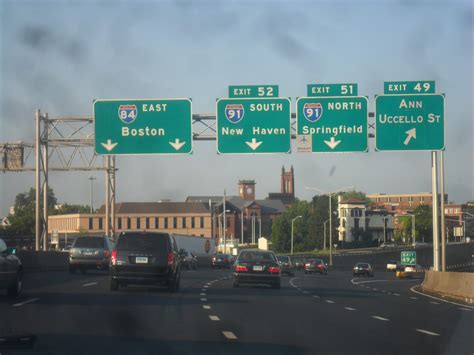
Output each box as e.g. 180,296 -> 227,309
0,0 -> 472,216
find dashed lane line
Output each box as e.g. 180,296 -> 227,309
201,298 -> 207,302
415,329 -> 440,336
325,300 -> 335,304
222,331 -> 238,340
430,301 -> 440,305
410,285 -> 474,309
13,298 -> 40,307
372,316 -> 390,321
313,295 -> 320,298
410,297 -> 419,300
344,307 -> 357,311
393,293 -> 400,296
200,293 -> 206,296
203,305 -> 211,310
209,315 -> 220,321
82,282 -> 98,287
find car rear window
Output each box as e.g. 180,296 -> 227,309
74,237 -> 104,248
277,256 -> 289,262
239,251 -> 276,262
358,263 -> 369,268
117,233 -> 169,254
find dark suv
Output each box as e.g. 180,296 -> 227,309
110,232 -> 181,292
0,238 -> 22,297
69,235 -> 114,274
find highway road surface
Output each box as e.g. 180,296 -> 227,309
1,268 -> 473,355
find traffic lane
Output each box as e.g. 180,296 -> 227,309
201,272 -> 424,355
1,268 -> 250,355
293,271 -> 474,354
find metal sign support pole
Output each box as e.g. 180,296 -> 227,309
440,150 -> 446,271
35,110 -> 41,251
42,113 -> 49,251
432,151 -> 440,271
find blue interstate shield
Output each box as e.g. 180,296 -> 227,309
118,104 -> 138,124
303,103 -> 323,122
225,104 -> 245,123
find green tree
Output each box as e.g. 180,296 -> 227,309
398,205 -> 433,243
6,187 -> 57,235
55,203 -> 91,214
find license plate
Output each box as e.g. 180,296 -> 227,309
83,251 -> 94,256
253,265 -> 263,271
135,257 -> 148,264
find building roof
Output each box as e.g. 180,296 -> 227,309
339,198 -> 366,205
255,199 -> 286,214
267,192 -> 295,205
186,195 -> 286,214
98,202 -> 210,214
368,193 -> 433,197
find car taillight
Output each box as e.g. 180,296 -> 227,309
167,252 -> 175,266
104,250 -> 111,258
223,258 -> 228,262
111,250 -> 117,265
268,266 -> 280,273
234,265 -> 248,272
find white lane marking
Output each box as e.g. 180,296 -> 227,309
313,295 -> 320,298
410,285 -> 474,309
200,298 -> 207,301
410,297 -> 419,300
209,315 -> 220,321
303,291 -> 310,294
82,282 -> 98,287
459,308 -> 471,312
222,331 -> 238,340
372,316 -> 389,321
204,285 -> 209,288
415,329 -> 440,336
203,305 -> 211,310
387,292 -> 393,295
13,298 -> 40,307
351,278 -> 391,285
430,301 -> 440,305
200,293 -> 206,296
373,288 -> 378,291
393,293 -> 400,296
325,300 -> 335,304
344,307 -> 356,311
381,290 -> 386,293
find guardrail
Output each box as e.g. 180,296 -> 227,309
422,270 -> 474,304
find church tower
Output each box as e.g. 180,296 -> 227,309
281,166 -> 295,197
238,180 -> 256,201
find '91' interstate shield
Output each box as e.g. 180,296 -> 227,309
118,104 -> 138,124
225,104 -> 245,123
303,103 -> 323,122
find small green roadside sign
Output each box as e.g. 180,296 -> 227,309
307,83 -> 358,97
216,97 -> 291,154
401,251 -> 416,265
296,96 -> 368,153
375,94 -> 444,151
384,81 -> 435,94
94,99 -> 192,155
229,85 -> 279,98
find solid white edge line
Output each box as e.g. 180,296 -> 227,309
415,329 -> 440,336
209,315 -> 220,321
410,285 -> 474,309
222,331 -> 238,340
372,316 -> 389,321
13,298 -> 40,307
82,282 -> 98,287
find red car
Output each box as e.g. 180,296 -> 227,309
304,258 -> 328,275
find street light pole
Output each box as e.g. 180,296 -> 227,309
291,215 -> 302,255
323,219 -> 329,251
223,189 -> 226,254
88,176 -> 96,214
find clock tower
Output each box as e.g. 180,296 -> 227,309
238,180 -> 256,201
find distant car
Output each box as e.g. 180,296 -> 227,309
353,262 -> 374,277
69,236 -> 114,274
233,249 -> 281,289
179,250 -> 198,270
0,238 -> 22,297
293,258 -> 306,270
110,232 -> 181,292
211,253 -> 234,269
386,260 -> 403,272
380,242 -> 396,248
276,255 -> 294,276
304,258 -> 328,275
404,264 -> 424,274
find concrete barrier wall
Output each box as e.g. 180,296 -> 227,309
422,270 -> 474,304
17,251 -> 69,272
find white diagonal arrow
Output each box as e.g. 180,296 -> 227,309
404,128 -> 416,145
246,138 -> 263,151
169,139 -> 186,151
324,137 -> 341,150
100,139 -> 118,152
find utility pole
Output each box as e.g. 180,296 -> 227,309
89,176 -> 96,213
291,215 -> 302,255
323,219 -> 329,251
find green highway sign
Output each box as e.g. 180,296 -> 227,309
296,96 -> 368,153
375,94 -> 444,151
401,251 -> 416,265
384,81 -> 435,94
216,98 -> 291,154
94,99 -> 192,155
307,83 -> 358,97
229,85 -> 279,98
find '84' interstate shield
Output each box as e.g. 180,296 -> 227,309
118,104 -> 138,124
225,104 -> 245,123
